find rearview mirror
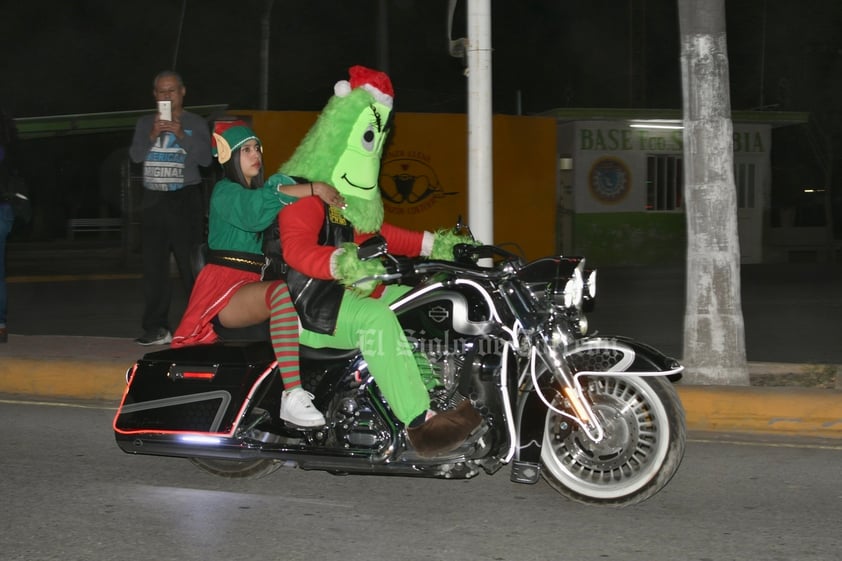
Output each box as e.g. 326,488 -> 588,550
357,235 -> 388,260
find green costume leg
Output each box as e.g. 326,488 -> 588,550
300,286 -> 430,424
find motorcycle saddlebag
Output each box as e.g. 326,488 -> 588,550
113,342 -> 278,437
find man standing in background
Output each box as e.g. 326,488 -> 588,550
0,108 -> 19,343
129,70 -> 211,345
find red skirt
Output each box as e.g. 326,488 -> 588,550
171,264 -> 261,347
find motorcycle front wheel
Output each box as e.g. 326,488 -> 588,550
540,373 -> 686,507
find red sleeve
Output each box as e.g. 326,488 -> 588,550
356,222 -> 425,257
278,197 -> 337,279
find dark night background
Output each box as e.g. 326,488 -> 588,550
1,0 -> 841,247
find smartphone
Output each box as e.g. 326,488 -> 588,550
157,100 -> 172,121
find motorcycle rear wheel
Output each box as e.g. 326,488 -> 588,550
540,373 -> 686,507
189,458 -> 283,479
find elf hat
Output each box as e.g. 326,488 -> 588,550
212,120 -> 260,164
333,65 -> 394,108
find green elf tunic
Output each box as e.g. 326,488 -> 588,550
171,174 -> 297,347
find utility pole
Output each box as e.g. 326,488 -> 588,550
447,0 -> 493,244
377,0 -> 389,72
466,0 -> 494,245
259,0 -> 275,110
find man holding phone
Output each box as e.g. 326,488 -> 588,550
129,70 -> 212,345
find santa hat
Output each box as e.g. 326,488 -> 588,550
333,65 -> 394,108
212,120 -> 260,164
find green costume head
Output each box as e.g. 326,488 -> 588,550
279,65 -> 394,233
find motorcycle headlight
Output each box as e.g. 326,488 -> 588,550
586,269 -> 597,299
563,266 -> 584,309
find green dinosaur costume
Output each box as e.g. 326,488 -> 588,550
275,66 -> 475,443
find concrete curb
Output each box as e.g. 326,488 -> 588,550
1,335 -> 841,439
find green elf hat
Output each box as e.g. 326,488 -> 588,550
212,120 -> 260,164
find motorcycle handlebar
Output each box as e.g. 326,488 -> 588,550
349,246 -> 513,288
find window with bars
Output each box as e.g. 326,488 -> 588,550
735,162 -> 756,209
645,156 -> 757,211
645,155 -> 683,211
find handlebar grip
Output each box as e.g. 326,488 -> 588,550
453,243 -> 484,264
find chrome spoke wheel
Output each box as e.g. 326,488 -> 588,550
541,373 -> 685,506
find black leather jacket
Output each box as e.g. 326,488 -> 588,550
263,200 -> 355,334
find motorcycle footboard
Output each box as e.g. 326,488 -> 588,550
113,342 -> 279,445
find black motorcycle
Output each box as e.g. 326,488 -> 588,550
114,234 -> 686,507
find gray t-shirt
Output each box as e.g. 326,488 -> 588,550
129,110 -> 211,191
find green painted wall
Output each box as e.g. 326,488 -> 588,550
573,212 -> 686,266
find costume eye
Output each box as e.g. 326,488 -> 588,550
361,126 -> 376,152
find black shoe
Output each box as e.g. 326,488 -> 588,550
135,328 -> 172,346
406,400 -> 483,457
0,327 -> 7,343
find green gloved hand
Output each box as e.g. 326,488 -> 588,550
430,229 -> 481,261
335,242 -> 387,296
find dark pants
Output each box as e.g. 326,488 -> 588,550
140,184 -> 204,332
0,202 -> 13,326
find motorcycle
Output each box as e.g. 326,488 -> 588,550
113,228 -> 686,507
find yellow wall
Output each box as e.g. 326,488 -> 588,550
232,110 -> 558,260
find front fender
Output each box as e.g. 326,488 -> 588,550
564,335 -> 683,381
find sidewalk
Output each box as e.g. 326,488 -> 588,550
2,333 -> 841,440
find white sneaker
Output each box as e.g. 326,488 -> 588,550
280,388 -> 326,427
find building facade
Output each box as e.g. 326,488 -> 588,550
550,109 -> 808,265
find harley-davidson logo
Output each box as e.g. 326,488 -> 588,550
427,305 -> 450,323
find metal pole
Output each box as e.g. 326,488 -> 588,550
466,0 -> 493,245
377,0 -> 389,72
171,0 -> 187,70
259,0 -> 275,110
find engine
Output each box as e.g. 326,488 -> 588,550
330,391 -> 393,452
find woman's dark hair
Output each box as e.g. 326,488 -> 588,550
221,145 -> 264,189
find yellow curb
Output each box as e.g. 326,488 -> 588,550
676,385 -> 842,439
0,358 -> 126,402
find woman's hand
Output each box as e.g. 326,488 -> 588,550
312,182 -> 346,208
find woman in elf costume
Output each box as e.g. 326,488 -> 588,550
276,66 -> 482,457
171,121 -> 345,427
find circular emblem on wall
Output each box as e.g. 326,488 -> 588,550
588,156 -> 631,204
380,157 -> 457,205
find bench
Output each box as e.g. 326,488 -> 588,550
67,217 -> 124,240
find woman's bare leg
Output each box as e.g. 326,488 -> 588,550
217,281 -> 324,427
216,281 -> 272,327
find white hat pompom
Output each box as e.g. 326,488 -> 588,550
334,80 -> 352,97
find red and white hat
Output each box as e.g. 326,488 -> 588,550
334,65 -> 394,108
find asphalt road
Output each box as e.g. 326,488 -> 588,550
1,399 -> 840,561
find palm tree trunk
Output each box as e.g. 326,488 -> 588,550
678,0 -> 749,385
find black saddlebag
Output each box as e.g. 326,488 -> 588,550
114,342 -> 279,436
